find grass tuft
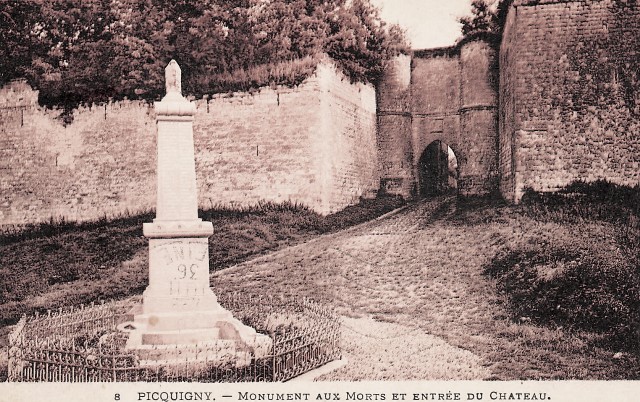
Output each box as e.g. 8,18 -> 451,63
199,55 -> 321,95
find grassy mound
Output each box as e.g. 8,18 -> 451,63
485,244 -> 640,348
521,180 -> 640,224
484,181 -> 640,352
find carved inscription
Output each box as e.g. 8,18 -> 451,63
156,240 -> 207,281
171,297 -> 201,309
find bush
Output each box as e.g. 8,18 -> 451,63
485,243 -> 640,350
488,180 -> 640,352
520,180 -> 640,224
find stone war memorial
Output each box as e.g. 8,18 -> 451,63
123,60 -> 272,368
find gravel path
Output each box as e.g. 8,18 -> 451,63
214,197 -> 496,380
318,315 -> 490,381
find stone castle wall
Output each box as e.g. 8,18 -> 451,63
314,64 -> 379,213
3,0 -> 639,224
498,6 -> 519,201
458,39 -> 499,195
0,93 -> 156,225
500,0 -> 640,201
192,85 -> 321,212
378,0 -> 639,202
0,62 -> 377,225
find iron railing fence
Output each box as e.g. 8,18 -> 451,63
8,294 -> 341,382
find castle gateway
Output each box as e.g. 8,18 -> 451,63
377,0 -> 640,202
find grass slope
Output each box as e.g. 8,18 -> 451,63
0,197 -> 404,328
212,188 -> 640,380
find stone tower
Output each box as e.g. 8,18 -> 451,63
458,35 -> 499,195
376,54 -> 414,197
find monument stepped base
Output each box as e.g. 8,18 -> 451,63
133,340 -> 253,369
122,308 -> 272,368
141,328 -> 222,345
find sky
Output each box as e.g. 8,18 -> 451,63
371,0 -> 491,49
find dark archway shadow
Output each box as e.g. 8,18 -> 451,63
418,140 -> 458,197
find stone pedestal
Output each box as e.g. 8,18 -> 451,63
124,60 -> 271,368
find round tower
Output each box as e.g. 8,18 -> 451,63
458,33 -> 500,196
376,54 -> 414,198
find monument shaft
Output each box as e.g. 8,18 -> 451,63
155,118 -> 199,221
142,60 -> 215,313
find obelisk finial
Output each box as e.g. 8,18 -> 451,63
165,60 -> 182,95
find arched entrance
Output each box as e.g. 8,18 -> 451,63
418,140 -> 458,197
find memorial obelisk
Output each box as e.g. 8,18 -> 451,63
125,60 -> 271,367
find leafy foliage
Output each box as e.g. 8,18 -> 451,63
0,0 -> 43,84
0,0 -> 408,111
458,0 -> 514,37
195,55 -> 320,94
563,0 -> 640,118
459,0 -> 497,35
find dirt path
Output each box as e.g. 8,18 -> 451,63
214,197 -> 496,380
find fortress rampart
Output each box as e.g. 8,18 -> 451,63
500,0 -> 640,201
377,0 -> 639,202
0,63 -> 377,225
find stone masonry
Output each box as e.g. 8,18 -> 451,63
125,60 -> 272,368
377,0 -> 639,202
500,0 -> 640,201
377,33 -> 500,199
0,61 -> 377,225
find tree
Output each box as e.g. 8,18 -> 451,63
108,0 -> 172,100
23,0 -> 121,109
0,0 -> 409,109
324,0 -> 409,84
0,0 -> 46,86
458,0 -> 519,37
249,0 -> 328,65
458,0 -> 498,35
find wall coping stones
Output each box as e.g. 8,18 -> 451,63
413,31 -> 501,59
514,0 -> 607,7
